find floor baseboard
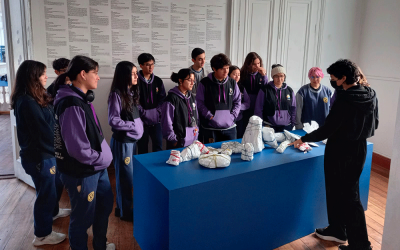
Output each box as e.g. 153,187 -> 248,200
372,152 -> 391,170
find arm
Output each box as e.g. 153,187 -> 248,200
231,83 -> 241,120
254,89 -> 265,119
196,82 -> 213,120
241,88 -> 251,111
59,106 -> 109,168
301,100 -> 345,143
160,102 -> 178,142
107,92 -> 135,131
330,91 -> 336,108
295,92 -> 303,129
290,90 -> 297,126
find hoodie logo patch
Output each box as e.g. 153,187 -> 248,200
259,79 -> 262,84
229,88 -> 233,95
323,97 -> 328,103
286,94 -> 290,100
156,87 -> 159,93
192,103 -> 196,110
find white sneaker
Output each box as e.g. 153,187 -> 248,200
53,208 -> 71,221
106,242 -> 116,250
32,231 -> 66,246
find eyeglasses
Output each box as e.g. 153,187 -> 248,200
310,76 -> 321,79
184,78 -> 194,83
144,63 -> 154,67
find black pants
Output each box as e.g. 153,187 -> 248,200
236,118 -> 246,138
202,126 -> 237,143
324,139 -> 370,248
137,123 -> 163,154
271,124 -> 293,132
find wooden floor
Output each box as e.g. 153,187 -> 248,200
0,114 -> 14,177
0,163 -> 388,250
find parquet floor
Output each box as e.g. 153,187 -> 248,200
0,114 -> 13,177
0,163 -> 388,250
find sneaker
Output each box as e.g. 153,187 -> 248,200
53,208 -> 71,221
32,231 -> 66,246
315,226 -> 347,244
106,242 -> 116,250
338,245 -> 372,250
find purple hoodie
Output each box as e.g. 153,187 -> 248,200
254,81 -> 296,127
237,87 -> 251,121
196,73 -> 241,129
54,85 -> 112,171
108,91 -> 144,140
161,86 -> 199,147
137,71 -> 166,125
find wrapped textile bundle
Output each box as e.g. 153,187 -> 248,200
242,116 -> 264,153
275,132 -> 287,143
180,143 -> 201,162
194,140 -> 209,154
262,127 -> 278,148
298,143 -> 312,153
221,141 -> 244,154
207,146 -> 232,155
276,140 -> 291,154
241,143 -> 254,161
199,153 -> 231,168
166,150 -> 181,166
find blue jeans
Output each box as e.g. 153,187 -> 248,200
60,169 -> 113,250
110,138 -> 136,220
137,123 -> 163,154
22,157 -> 62,237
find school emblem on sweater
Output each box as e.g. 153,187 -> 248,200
50,166 -> 56,175
286,94 -> 291,100
88,191 -> 95,202
125,157 -> 130,165
156,87 -> 159,93
229,88 -> 233,95
323,97 -> 328,103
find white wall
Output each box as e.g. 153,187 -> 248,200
357,0 -> 400,159
319,0 -> 365,87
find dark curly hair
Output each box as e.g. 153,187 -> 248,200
327,59 -> 360,85
210,53 -> 231,71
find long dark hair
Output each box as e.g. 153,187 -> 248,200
11,60 -> 51,109
240,52 -> 263,78
170,68 -> 193,85
52,55 -> 99,98
110,61 -> 139,112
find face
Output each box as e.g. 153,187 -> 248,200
273,73 -> 285,86
39,69 -> 48,87
329,74 -> 346,87
309,74 -> 322,86
140,60 -> 155,75
131,67 -> 138,86
83,68 -> 100,90
251,58 -> 261,73
192,53 -> 205,68
213,65 -> 230,80
180,74 -> 195,92
229,69 -> 240,83
55,67 -> 67,76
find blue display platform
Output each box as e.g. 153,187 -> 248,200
133,130 -> 373,250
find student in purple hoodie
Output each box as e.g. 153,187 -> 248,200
229,65 -> 250,138
108,61 -> 143,222
254,64 -> 296,132
53,55 -> 115,250
239,52 -> 268,129
196,53 -> 241,143
136,53 -> 166,154
161,68 -> 199,149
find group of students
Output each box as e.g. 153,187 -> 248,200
11,47 -> 378,250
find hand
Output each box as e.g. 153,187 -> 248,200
289,139 -> 304,149
173,142 -> 178,147
258,67 -> 266,76
210,116 -> 214,120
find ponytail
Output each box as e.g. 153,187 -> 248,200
170,68 -> 192,85
52,72 -> 69,98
